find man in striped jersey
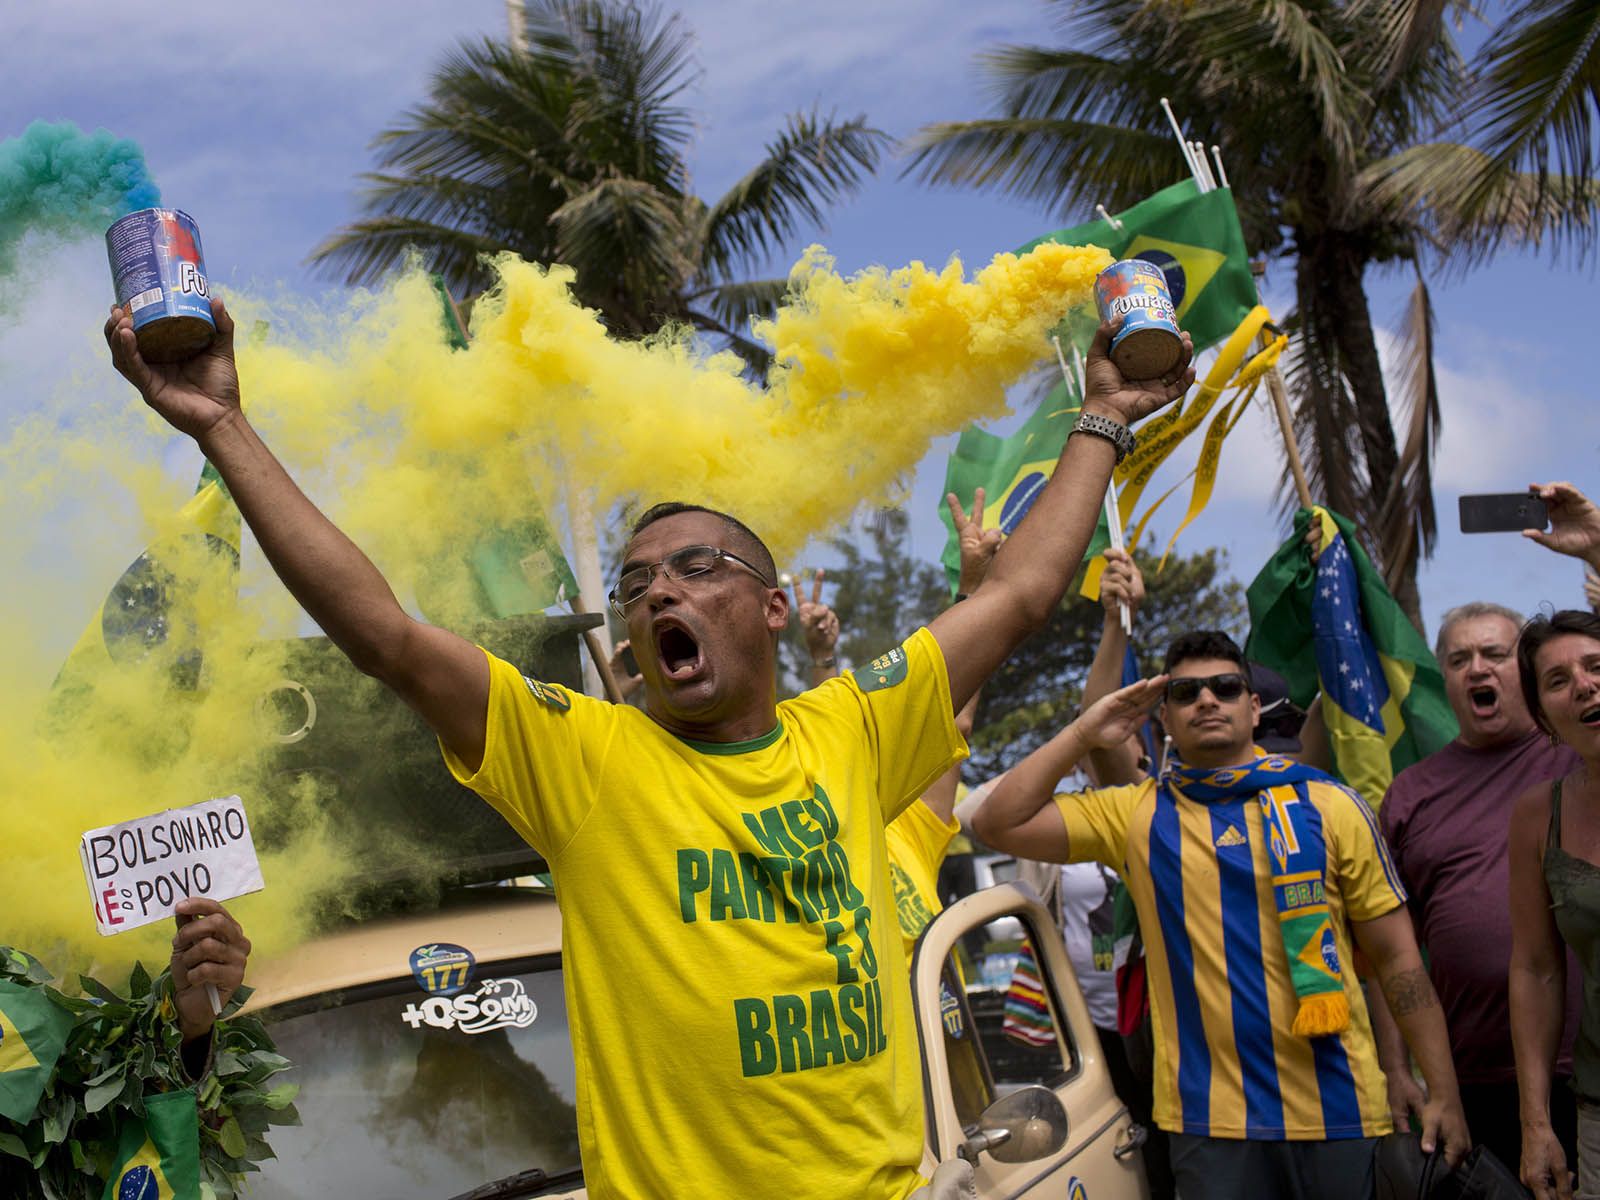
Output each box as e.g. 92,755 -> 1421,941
973,629 -> 1468,1199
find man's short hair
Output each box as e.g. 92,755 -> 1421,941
1435,602 -> 1525,659
629,502 -> 777,582
1516,609 -> 1600,734
1163,630 -> 1250,685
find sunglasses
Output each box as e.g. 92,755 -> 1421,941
1165,672 -> 1250,706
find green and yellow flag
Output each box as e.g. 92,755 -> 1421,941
1245,507 -> 1458,805
937,372 -> 1107,593
100,1088 -> 201,1200
1021,178 -> 1259,356
0,980 -> 71,1124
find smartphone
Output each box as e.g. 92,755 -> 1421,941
618,641 -> 639,676
1459,492 -> 1549,534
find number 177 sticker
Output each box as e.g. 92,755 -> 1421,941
410,943 -> 476,996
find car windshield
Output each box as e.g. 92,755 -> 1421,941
247,956 -> 581,1199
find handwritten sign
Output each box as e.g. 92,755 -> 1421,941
79,795 -> 264,935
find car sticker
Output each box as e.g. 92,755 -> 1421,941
939,981 -> 964,1040
400,978 -> 538,1035
409,942 -> 476,996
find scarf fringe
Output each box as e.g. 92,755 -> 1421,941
1291,991 -> 1350,1037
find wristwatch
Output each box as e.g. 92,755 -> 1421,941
1071,412 -> 1136,464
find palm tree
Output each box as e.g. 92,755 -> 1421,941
310,0 -> 887,375
904,0 -> 1597,626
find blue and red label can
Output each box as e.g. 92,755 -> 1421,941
105,208 -> 215,363
1094,258 -> 1183,380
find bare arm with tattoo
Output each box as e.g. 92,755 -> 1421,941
1352,907 -> 1470,1164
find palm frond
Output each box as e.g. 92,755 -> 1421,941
1360,141 -> 1600,266
689,278 -> 790,336
700,112 -> 888,279
307,218 -> 506,293
1474,0 -> 1600,187
1373,275 -> 1442,597
550,177 -> 691,329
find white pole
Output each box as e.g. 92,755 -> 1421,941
1053,336 -> 1130,635
1095,203 -> 1125,231
1211,145 -> 1231,189
1159,97 -> 1204,184
506,0 -> 525,47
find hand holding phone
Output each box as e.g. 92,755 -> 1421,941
1459,492 -> 1548,534
1522,481 -> 1600,567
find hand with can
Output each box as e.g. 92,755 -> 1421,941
1082,315 -> 1194,427
105,295 -> 241,442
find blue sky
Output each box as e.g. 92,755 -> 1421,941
6,0 -> 1597,659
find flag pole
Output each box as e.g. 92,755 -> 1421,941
1054,335 -> 1131,635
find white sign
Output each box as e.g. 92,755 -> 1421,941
400,978 -> 538,1036
79,795 -> 264,935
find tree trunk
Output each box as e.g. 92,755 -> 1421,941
1293,233 -> 1425,632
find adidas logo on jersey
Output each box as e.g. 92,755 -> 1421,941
1215,825 -> 1247,848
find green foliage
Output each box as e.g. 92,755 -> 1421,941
0,949 -> 297,1200
311,0 -> 889,375
963,542 -> 1245,780
779,508 -> 947,695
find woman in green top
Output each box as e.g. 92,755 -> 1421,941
1511,609 -> 1600,1200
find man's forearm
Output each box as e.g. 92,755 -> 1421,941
972,721 -> 1089,851
1378,962 -> 1460,1103
198,410 -> 412,677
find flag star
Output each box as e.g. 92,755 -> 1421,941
1352,679 -> 1362,690
1339,662 -> 1351,674
1321,587 -> 1332,598
1344,620 -> 1354,632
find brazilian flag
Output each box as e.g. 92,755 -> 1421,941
100,1089 -> 201,1200
48,461 -> 239,714
1246,507 -> 1458,806
0,980 -> 71,1123
937,373 -> 1107,593
1020,178 -> 1260,355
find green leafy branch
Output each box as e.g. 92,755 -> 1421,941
0,947 -> 298,1200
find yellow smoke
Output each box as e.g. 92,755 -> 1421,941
1,240 -> 1109,973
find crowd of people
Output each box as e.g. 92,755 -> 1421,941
102,289 -> 1600,1200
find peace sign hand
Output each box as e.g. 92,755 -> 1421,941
946,487 -> 1004,593
793,570 -> 839,661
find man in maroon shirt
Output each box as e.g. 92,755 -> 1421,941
1376,602 -> 1581,1172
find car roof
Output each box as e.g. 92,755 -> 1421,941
241,885 -> 563,1014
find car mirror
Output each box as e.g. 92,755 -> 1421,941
973,1084 -> 1068,1163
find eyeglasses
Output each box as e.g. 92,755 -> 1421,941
609,544 -> 774,616
1165,673 -> 1250,706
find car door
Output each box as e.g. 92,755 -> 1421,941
911,882 -> 1148,1200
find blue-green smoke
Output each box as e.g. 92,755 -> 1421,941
0,120 -> 160,273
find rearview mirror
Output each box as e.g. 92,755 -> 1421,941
976,1085 -> 1069,1163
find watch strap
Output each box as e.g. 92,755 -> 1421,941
1071,412 -> 1136,464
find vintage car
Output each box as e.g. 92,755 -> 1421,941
240,877 -> 1148,1199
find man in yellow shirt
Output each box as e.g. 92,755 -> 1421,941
104,296 -> 1191,1198
973,629 -> 1469,1198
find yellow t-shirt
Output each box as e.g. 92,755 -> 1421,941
443,628 -> 965,1199
885,793 -> 960,965
1055,775 -> 1404,1141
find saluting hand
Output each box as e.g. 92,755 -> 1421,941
105,296 -> 241,442
1075,676 -> 1168,751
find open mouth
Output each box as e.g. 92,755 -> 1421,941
654,620 -> 703,682
1469,686 -> 1498,716
1581,704 -> 1600,728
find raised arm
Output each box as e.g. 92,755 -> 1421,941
105,299 -> 491,769
972,676 -> 1165,859
1509,782 -> 1575,1200
930,322 -> 1192,708
1081,548 -> 1146,785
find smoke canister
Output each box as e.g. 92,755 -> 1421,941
105,208 -> 215,363
1094,258 -> 1183,380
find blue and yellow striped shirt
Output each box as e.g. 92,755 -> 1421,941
1056,775 -> 1405,1140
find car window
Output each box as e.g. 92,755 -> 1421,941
247,956 -> 579,1198
945,913 -> 1078,1127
